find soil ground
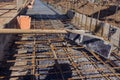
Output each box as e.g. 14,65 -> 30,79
42,0 -> 120,27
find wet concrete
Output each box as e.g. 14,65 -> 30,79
27,0 -> 56,15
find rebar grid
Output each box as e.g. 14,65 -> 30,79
0,14 -> 120,80
2,33 -> 120,80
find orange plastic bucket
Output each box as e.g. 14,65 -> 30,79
17,16 -> 31,29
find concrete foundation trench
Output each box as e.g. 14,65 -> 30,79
0,0 -> 120,80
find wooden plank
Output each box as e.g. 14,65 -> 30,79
0,29 -> 67,34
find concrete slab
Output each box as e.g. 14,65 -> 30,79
27,0 -> 56,15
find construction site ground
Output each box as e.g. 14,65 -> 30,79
0,1 -> 17,28
44,0 -> 120,27
0,0 -> 120,80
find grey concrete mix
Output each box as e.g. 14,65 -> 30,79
27,0 -> 56,15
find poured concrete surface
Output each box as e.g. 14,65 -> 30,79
27,0 -> 56,15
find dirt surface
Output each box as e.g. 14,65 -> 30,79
0,1 -> 17,28
42,0 -> 120,27
0,0 -> 15,5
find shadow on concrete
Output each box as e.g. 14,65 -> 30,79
29,14 -> 67,21
66,10 -> 75,20
93,22 -> 104,34
45,62 -> 72,80
0,34 -> 18,80
18,74 -> 35,80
